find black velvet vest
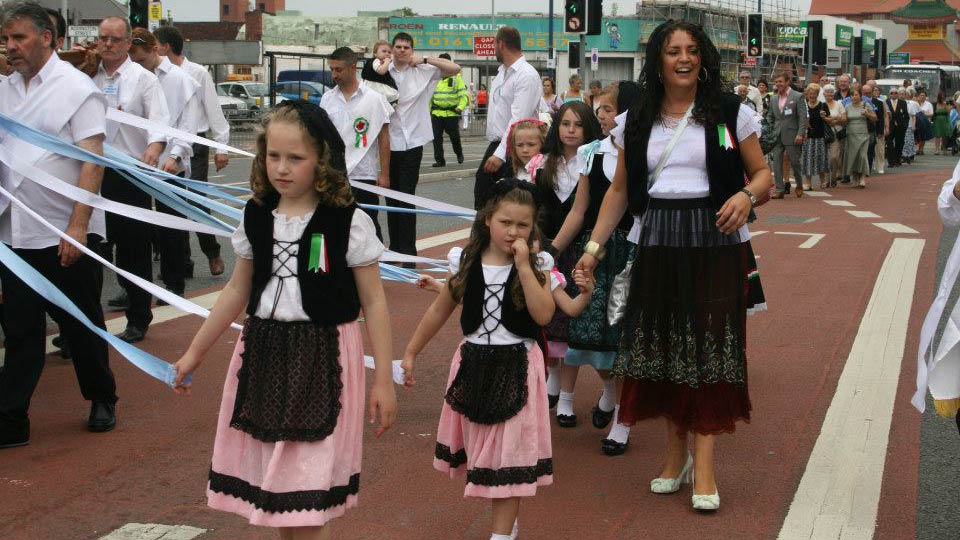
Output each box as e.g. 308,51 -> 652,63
585,150 -> 634,232
459,257 -> 540,341
535,175 -> 576,241
244,193 -> 360,325
625,93 -> 746,215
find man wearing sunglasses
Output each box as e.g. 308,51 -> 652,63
128,27 -> 200,304
91,16 -> 171,345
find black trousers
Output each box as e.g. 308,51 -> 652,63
0,237 -> 117,429
473,140 -> 512,210
101,168 -> 154,330
387,146 -> 423,256
431,115 -> 463,165
888,128 -> 906,166
867,132 -> 876,171
156,172 -> 189,293
187,142 -> 221,260
351,178 -> 382,241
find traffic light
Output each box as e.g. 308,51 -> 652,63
852,36 -> 864,66
803,20 -> 825,65
129,0 -> 148,29
746,14 -> 762,58
585,0 -> 603,36
565,0 -> 586,33
873,38 -> 888,69
569,40 -> 581,69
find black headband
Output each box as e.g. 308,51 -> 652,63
274,99 -> 347,174
489,178 -> 541,210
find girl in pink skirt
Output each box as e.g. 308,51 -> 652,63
402,179 -> 589,540
172,101 -> 397,539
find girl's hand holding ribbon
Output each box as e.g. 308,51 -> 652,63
368,379 -> 397,437
172,353 -> 202,396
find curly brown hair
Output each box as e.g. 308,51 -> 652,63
249,104 -> 354,208
448,183 -> 546,309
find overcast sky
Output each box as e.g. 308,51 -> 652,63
164,0 -> 811,21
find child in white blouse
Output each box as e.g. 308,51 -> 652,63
172,101 -> 396,538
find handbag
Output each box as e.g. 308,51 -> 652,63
823,124 -> 836,144
607,104 -> 695,325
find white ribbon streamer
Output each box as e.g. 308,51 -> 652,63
0,184 -> 242,331
349,180 -> 476,219
0,145 -> 231,238
106,108 -> 255,158
380,250 -> 448,266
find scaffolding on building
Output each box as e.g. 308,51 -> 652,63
635,0 -> 804,85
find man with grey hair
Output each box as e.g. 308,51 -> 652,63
738,70 -> 762,111
836,74 -> 852,104
0,0 -> 117,447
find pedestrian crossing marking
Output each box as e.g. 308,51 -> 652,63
873,223 -> 919,234
824,200 -> 856,207
99,523 -> 205,540
847,210 -> 881,219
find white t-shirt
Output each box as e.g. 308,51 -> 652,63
232,208 -> 384,322
449,247 -> 561,347
320,81 -> 392,180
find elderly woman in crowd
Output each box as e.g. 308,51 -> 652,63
821,84 -> 844,187
903,86 -> 919,163
802,83 -> 830,190
839,85 -> 877,188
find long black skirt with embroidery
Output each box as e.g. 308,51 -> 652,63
613,197 -> 753,435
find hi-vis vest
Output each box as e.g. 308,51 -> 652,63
431,74 -> 468,118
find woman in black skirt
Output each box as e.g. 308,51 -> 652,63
576,20 -> 772,512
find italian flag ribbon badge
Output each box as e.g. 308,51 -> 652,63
718,123 -> 736,150
353,117 -> 369,148
307,233 -> 328,274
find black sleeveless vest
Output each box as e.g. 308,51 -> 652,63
244,193 -> 360,325
585,148 -> 634,232
459,257 -> 540,341
624,93 -> 746,215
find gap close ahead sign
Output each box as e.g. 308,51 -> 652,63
473,35 -> 496,56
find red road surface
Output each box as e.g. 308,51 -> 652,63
0,167 -> 947,539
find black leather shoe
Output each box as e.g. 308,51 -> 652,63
548,393 -> 559,409
591,404 -> 615,429
52,336 -> 72,359
88,402 -> 116,433
116,326 -> 146,344
0,422 -> 29,449
556,413 -> 577,428
601,438 -> 628,456
431,161 -> 446,168
107,292 -> 129,310
457,155 -> 464,164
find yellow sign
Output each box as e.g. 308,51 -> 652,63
908,23 -> 945,40
148,2 -> 162,22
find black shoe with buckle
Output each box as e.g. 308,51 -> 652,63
116,326 -> 146,344
591,403 -> 615,429
0,421 -> 29,449
601,438 -> 628,456
556,413 -> 577,428
87,402 -> 116,433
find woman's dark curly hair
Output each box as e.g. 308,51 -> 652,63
625,20 -> 728,146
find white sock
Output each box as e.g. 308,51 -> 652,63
546,364 -> 561,396
598,378 -> 617,412
491,534 -> 512,540
606,406 -> 631,444
557,391 -> 575,417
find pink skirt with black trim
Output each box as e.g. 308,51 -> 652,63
206,320 -> 365,527
433,340 -> 554,498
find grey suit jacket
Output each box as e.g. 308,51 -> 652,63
765,89 -> 809,146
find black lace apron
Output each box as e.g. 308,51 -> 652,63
445,342 -> 529,424
230,238 -> 344,443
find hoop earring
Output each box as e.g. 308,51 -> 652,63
658,71 -> 663,83
698,68 -> 709,82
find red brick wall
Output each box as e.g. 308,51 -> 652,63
244,10 -> 262,41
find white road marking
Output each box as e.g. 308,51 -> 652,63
99,523 -> 206,540
825,200 -> 856,207
846,210 -> 881,219
873,222 -> 919,234
773,231 -> 825,249
416,227 -> 471,250
803,190 -> 832,198
750,230 -> 768,236
777,238 -> 925,540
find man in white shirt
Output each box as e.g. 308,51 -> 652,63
387,32 -> 460,259
129,27 -> 200,298
322,47 -> 392,241
738,71 -> 763,112
477,26 -> 542,209
155,25 -> 229,277
93,16 -> 170,344
0,1 -> 117,447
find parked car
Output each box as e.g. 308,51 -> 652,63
274,81 -> 327,104
278,69 -> 334,88
216,85 -> 254,121
216,81 -> 282,111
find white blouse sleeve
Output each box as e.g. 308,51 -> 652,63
231,219 -> 253,259
736,103 -> 762,141
610,111 -> 629,149
346,210 -> 385,267
447,246 -> 464,274
537,251 -> 562,291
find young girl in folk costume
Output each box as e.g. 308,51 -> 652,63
507,118 -> 548,183
536,101 -> 603,421
550,81 -> 641,454
172,101 -> 397,538
402,180 -> 577,540
361,40 -> 399,105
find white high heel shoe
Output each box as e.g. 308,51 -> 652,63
650,453 -> 693,494
691,471 -> 720,511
